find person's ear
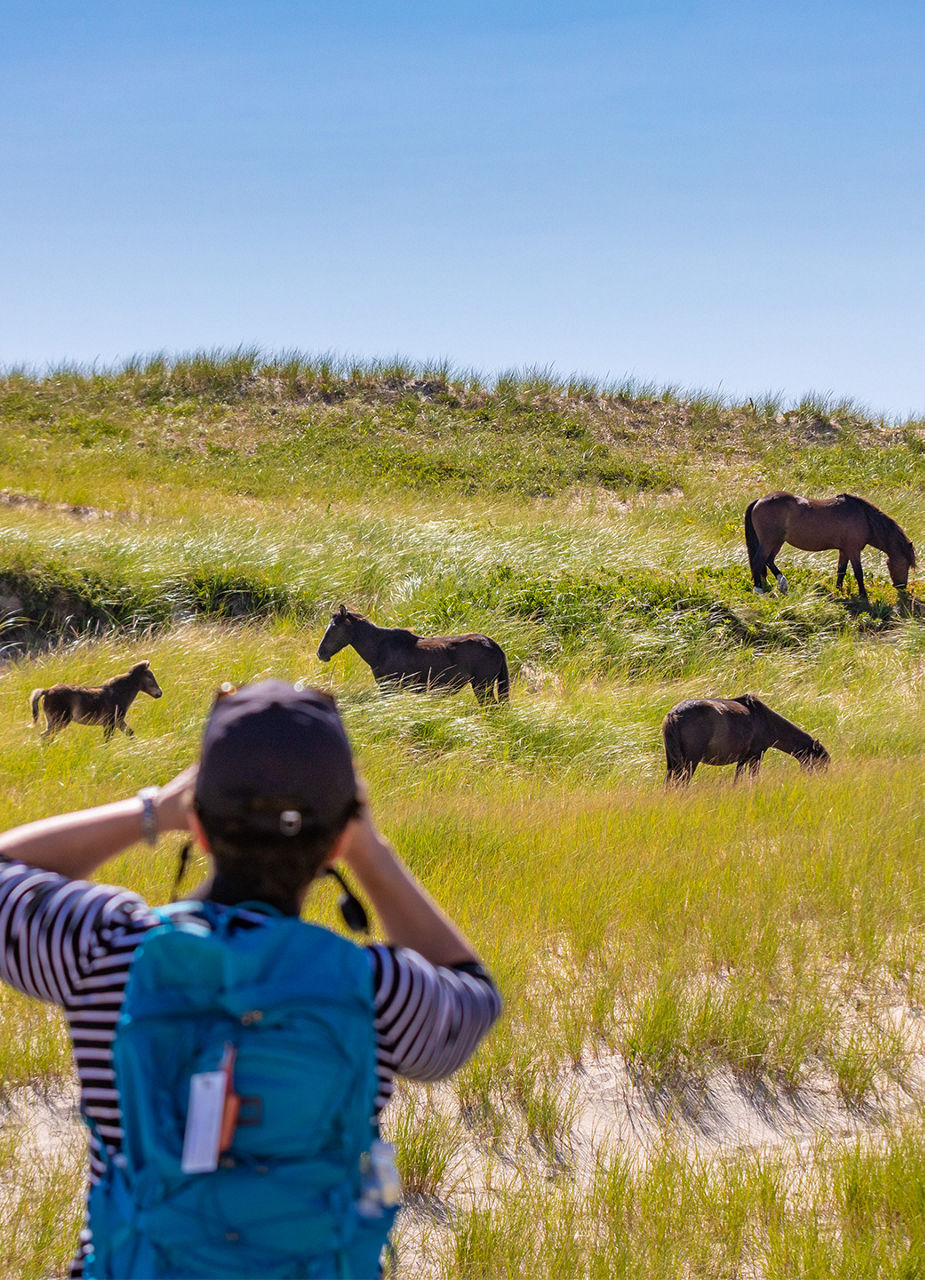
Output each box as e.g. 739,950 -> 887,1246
322,823 -> 353,869
189,811 -> 212,853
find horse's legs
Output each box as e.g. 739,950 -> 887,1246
764,545 -> 788,593
851,556 -> 868,600
42,708 -> 69,740
835,552 -> 849,592
472,681 -> 493,706
734,755 -> 762,782
117,718 -> 134,737
665,760 -> 695,787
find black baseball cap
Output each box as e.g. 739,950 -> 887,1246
194,680 -> 358,835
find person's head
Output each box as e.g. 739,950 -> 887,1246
192,680 -> 360,906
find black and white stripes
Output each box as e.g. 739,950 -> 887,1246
369,944 -> 500,1108
0,857 -> 501,1277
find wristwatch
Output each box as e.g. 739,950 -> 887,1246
137,787 -> 160,847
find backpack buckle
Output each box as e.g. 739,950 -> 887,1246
237,1096 -> 263,1127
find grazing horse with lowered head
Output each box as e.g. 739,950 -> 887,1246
30,661 -> 163,741
663,694 -> 829,786
744,491 -> 915,599
317,606 -> 510,704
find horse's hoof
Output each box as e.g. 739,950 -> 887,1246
753,586 -> 767,595
776,575 -> 789,593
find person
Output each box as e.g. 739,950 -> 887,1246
0,679 -> 502,1278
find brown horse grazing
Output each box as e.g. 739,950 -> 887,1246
662,694 -> 829,786
30,661 -> 163,741
745,491 -> 915,599
317,605 -> 510,704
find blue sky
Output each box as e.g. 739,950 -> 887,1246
2,1 -> 923,416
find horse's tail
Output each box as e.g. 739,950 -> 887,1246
29,688 -> 46,724
496,654 -> 510,703
744,500 -> 767,589
662,712 -> 688,786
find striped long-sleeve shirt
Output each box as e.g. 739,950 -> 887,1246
0,857 -> 501,1276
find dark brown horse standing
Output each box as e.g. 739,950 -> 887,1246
317,606 -> 510,704
30,661 -> 163,741
662,694 -> 829,785
744,492 -> 915,599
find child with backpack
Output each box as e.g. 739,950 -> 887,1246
0,680 -> 502,1278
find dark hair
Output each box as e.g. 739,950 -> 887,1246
196,797 -> 361,904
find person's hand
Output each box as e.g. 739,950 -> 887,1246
334,778 -> 393,873
153,764 -> 198,834
326,776 -> 479,966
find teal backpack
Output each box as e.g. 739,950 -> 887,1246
83,901 -> 397,1279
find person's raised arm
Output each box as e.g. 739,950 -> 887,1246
0,766 -> 196,880
332,799 -> 480,969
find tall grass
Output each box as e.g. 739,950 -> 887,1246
0,1107 -> 85,1280
417,1124 -> 925,1279
0,356 -> 921,1274
3,620 -> 922,1098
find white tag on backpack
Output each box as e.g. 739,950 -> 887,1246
181,1070 -> 226,1174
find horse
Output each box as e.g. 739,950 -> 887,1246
744,491 -> 915,599
662,694 -> 829,786
317,605 -> 510,704
30,661 -> 163,741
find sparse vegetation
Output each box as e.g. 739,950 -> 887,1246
0,353 -> 922,1276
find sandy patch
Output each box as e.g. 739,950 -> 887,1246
0,1083 -> 83,1164
569,1052 -> 922,1163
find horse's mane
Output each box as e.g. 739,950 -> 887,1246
104,663 -> 148,687
838,494 -> 916,564
732,693 -> 766,711
342,608 -> 417,640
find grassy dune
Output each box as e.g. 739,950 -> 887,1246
0,357 -> 923,1275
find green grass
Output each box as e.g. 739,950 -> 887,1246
0,1108 -> 85,1280
0,354 -> 922,1275
403,1124 -> 925,1279
385,1089 -> 460,1199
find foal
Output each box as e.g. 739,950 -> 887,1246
30,661 -> 163,741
